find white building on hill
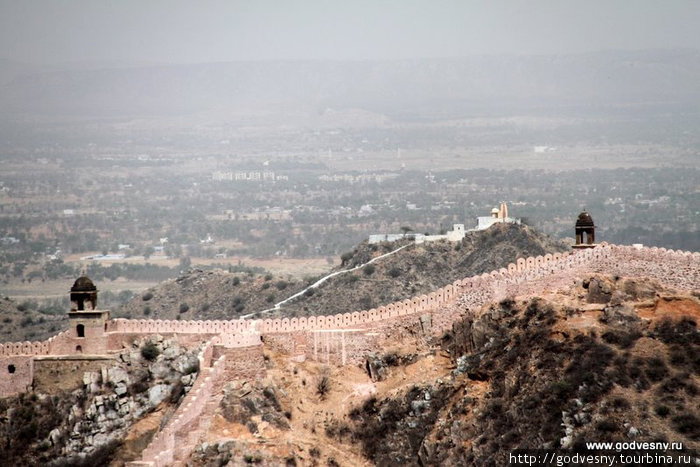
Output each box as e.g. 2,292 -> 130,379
368,202 -> 519,244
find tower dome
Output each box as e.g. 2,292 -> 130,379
70,276 -> 98,311
576,211 -> 594,228
71,276 -> 97,292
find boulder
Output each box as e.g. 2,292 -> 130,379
148,384 -> 172,406
108,367 -> 130,385
174,354 -> 200,375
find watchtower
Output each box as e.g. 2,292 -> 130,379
573,210 -> 597,249
67,276 -> 110,354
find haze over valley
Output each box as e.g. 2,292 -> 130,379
1,2 -> 699,465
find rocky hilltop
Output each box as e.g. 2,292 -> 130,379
116,223 -> 568,322
161,273 -> 696,466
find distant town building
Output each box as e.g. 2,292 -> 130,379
212,170 -> 284,182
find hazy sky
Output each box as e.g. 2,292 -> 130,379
1,0 -> 699,64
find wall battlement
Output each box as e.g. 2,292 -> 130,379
1,244 -> 698,399
1,244 -> 698,359
3,243 -> 698,465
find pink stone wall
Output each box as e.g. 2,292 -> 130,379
0,356 -> 33,397
3,244 -> 699,400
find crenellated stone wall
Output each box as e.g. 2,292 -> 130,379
1,244 -> 698,399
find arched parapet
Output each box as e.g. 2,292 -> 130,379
410,297 -> 421,312
368,309 -> 378,322
279,318 -> 289,332
398,299 -> 410,315
444,284 -> 454,301
262,319 -> 274,333
544,254 -> 553,264
334,314 -> 344,327
376,306 -> 388,320
535,256 -> 544,268
517,258 -> 527,271
526,257 -> 536,269
358,311 -> 368,323
342,313 -> 352,327
316,316 -> 326,329
435,289 -> 444,303
180,320 -> 193,333
297,316 -> 308,330
350,311 -> 360,324
136,320 -> 148,332
307,316 -> 317,329
552,253 -> 562,262
419,295 -> 428,310
235,320 -> 247,333
289,317 -> 299,331
427,293 -> 436,307
507,263 -> 517,273
385,304 -> 396,318
154,319 -> 165,332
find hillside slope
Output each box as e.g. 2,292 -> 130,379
115,223 -> 568,322
182,274 -> 699,466
0,297 -> 67,344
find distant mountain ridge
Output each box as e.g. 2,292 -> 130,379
1,49 -> 699,119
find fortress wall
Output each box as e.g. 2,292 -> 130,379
33,357 -> 113,394
0,356 -> 32,398
590,245 -> 700,291
215,344 -> 266,380
2,244 -> 696,362
132,354 -> 228,467
109,318 -> 255,335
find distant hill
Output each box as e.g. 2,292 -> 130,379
115,223 -> 568,322
0,296 -> 66,343
1,50 -> 699,120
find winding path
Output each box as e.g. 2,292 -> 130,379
240,243 -> 412,318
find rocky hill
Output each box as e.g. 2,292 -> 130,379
0,335 -> 203,466
0,296 -> 67,344
1,244 -> 698,465
115,223 -> 568,321
180,274 -> 699,466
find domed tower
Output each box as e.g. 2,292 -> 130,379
573,210 -> 596,249
66,276 -> 110,354
70,276 -> 97,311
